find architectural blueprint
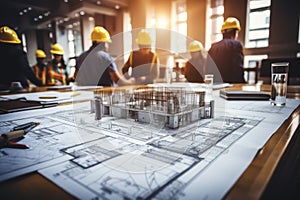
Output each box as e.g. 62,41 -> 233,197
0,86 -> 299,199
40,110 -> 263,200
0,104 -> 106,181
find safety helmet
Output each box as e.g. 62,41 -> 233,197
50,43 -> 64,55
221,17 -> 241,32
136,29 -> 152,45
188,40 -> 203,52
0,26 -> 21,44
91,26 -> 112,43
35,49 -> 46,58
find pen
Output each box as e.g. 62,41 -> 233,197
71,92 -> 80,97
12,122 -> 40,131
0,122 -> 40,149
2,126 -> 34,141
39,96 -> 57,99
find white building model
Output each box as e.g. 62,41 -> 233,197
93,86 -> 214,129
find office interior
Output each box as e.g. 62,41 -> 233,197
1,0 -> 300,84
1,0 -> 300,199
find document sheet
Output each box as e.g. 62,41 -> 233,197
0,89 -> 299,199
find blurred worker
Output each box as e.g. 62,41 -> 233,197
47,43 -> 69,85
122,29 -> 159,85
75,26 -> 134,86
32,49 -> 48,85
183,40 -> 205,83
207,17 -> 245,83
0,26 -> 43,90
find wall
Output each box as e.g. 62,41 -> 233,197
186,0 -> 206,44
223,0 -> 247,44
128,0 -> 147,29
268,0 -> 300,58
36,29 -> 52,62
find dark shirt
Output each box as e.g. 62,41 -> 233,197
122,50 -> 159,84
207,38 -> 245,83
32,61 -> 48,85
0,43 -> 43,89
75,50 -> 90,72
75,44 -> 117,87
184,57 -> 205,83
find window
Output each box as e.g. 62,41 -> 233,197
246,0 -> 271,48
67,29 -> 82,76
171,0 -> 187,53
244,54 -> 268,83
206,0 -> 224,49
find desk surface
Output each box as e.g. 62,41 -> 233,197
0,84 -> 299,200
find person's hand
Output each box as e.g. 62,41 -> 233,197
136,76 -> 146,85
68,77 -> 75,83
128,77 -> 136,85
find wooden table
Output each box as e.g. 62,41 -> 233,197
0,84 -> 299,200
223,84 -> 300,199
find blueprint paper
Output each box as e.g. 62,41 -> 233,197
0,103 -> 104,181
0,88 -> 299,199
0,90 -> 94,104
38,97 -> 299,199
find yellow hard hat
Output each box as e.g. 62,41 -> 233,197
188,40 -> 203,52
136,29 -> 152,45
0,26 -> 21,44
36,49 -> 46,58
50,43 -> 64,55
91,26 -> 112,43
221,17 -> 241,32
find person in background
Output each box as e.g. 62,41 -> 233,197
32,49 -> 48,85
122,29 -> 159,85
0,26 -> 43,90
207,17 -> 245,83
47,43 -> 69,85
183,40 -> 205,83
75,26 -> 134,87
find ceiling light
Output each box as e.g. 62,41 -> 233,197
28,7 -> 32,11
38,15 -> 43,19
80,11 -> 85,15
115,5 -> 120,9
96,1 -> 101,5
19,12 -> 23,15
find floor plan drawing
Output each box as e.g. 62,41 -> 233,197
1,86 -> 299,199
0,107 -> 105,181
39,105 -> 264,199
